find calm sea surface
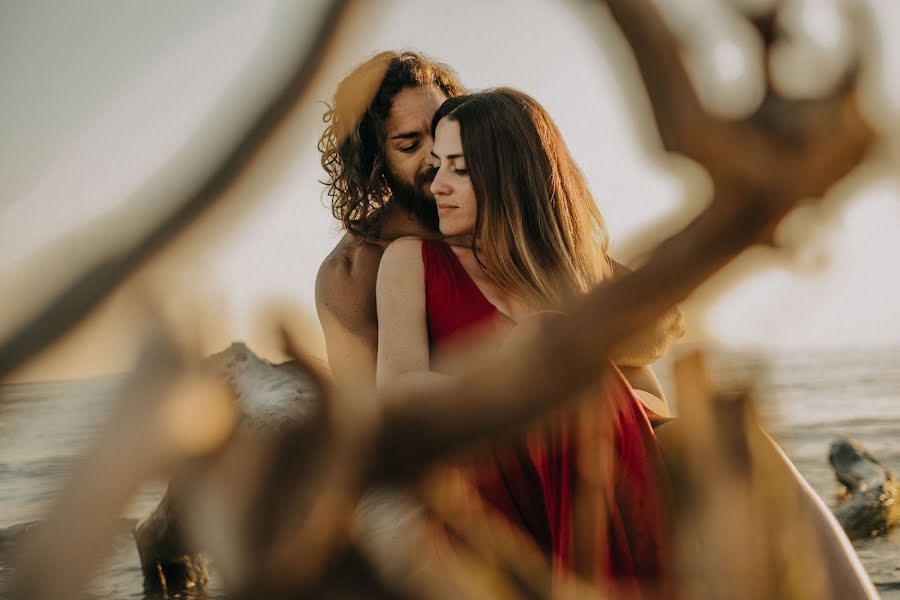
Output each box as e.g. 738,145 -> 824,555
1,348 -> 898,598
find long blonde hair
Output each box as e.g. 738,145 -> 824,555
432,88 -> 612,307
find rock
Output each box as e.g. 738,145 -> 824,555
204,342 -> 319,431
134,342 -> 320,593
828,437 -> 900,539
133,484 -> 210,594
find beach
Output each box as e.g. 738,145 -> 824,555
1,347 -> 898,598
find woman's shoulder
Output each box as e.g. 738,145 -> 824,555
381,236 -> 424,263
378,237 -> 428,285
383,237 -> 454,265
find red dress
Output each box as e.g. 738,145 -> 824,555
421,239 -> 670,596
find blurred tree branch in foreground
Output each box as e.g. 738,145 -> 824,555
5,0 -> 887,598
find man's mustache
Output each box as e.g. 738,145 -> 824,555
416,167 -> 437,190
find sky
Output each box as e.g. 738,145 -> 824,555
1,0 -> 899,382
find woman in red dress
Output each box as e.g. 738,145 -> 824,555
375,88 -> 670,597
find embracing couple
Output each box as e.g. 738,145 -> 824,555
315,50 -> 680,592
314,52 -> 875,597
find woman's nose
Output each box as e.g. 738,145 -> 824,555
430,167 -> 451,196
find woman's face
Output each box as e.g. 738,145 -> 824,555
430,118 -> 477,237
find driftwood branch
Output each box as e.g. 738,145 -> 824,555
605,0 -> 872,200
9,334 -> 236,599
0,0 -> 351,381
8,0 -> 880,597
375,0 -> 874,478
230,0 -> 876,593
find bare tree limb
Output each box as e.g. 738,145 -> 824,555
604,0 -> 873,200
601,0 -> 713,154
0,0 -> 352,381
12,1 -> 880,597
241,1 -> 877,589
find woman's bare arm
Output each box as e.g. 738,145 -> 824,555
376,238 -> 450,392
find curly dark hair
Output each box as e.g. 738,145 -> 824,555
318,51 -> 465,238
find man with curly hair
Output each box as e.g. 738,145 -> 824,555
315,51 -> 684,402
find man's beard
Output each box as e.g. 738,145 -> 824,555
385,168 -> 440,233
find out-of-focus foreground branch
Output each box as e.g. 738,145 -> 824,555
0,0 -> 351,382
246,0 -> 876,595
7,0 -> 881,598
200,1 -> 877,596
373,0 -> 874,481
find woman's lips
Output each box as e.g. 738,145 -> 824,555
437,204 -> 458,214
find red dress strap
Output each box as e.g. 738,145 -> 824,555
421,239 -> 500,349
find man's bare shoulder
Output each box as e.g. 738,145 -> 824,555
319,234 -> 385,282
316,234 -> 385,315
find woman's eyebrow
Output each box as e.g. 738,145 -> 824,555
430,151 -> 463,160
